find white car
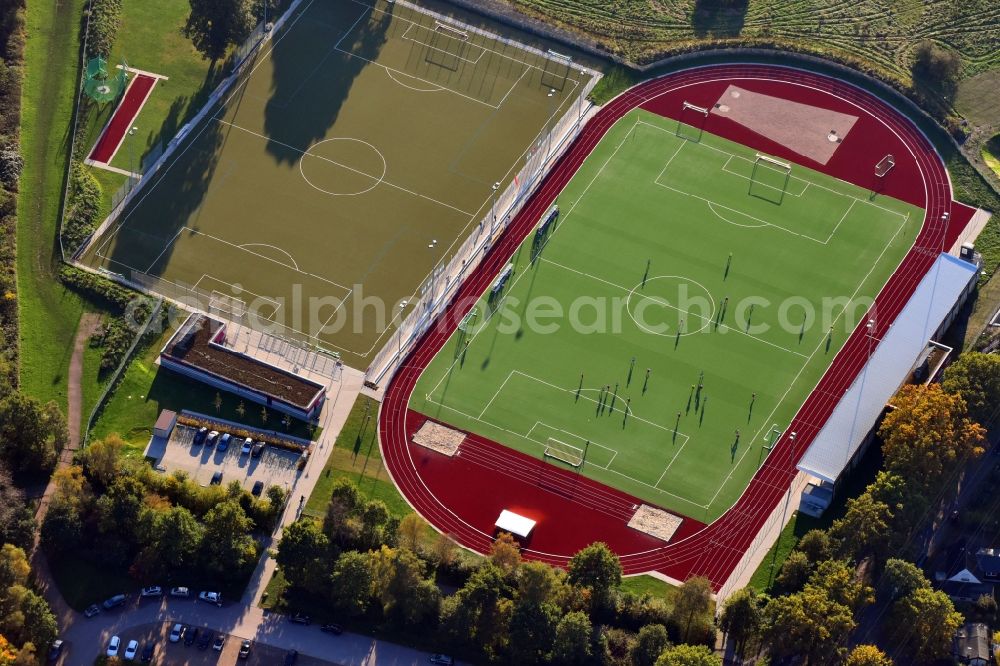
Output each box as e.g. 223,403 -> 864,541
169,586 -> 190,598
241,437 -> 253,454
429,655 -> 454,666
198,590 -> 222,606
169,623 -> 183,643
124,640 -> 139,660
106,635 -> 121,657
140,585 -> 162,597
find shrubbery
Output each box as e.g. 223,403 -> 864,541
0,1 -> 22,387
61,160 -> 102,254
85,0 -> 121,58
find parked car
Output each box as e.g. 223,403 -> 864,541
169,624 -> 184,643
197,630 -> 213,650
106,636 -> 120,657
239,639 -> 252,659
47,639 -> 64,661
169,586 -> 190,598
218,433 -> 231,451
251,442 -> 266,457
206,430 -> 219,447
251,480 -> 264,496
290,613 -> 310,625
83,604 -> 100,618
124,640 -> 138,661
184,626 -> 199,647
141,643 -> 154,662
320,623 -> 343,635
102,593 -> 127,610
429,655 -> 454,666
283,650 -> 298,665
193,427 -> 209,445
140,586 -> 162,598
198,591 -> 222,606
211,470 -> 223,485
212,634 -> 226,651
241,437 -> 253,454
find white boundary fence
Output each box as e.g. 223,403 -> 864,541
365,71 -> 600,386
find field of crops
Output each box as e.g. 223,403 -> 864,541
507,0 -> 1000,79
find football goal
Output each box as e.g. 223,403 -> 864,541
749,153 -> 792,204
543,437 -> 587,468
540,50 -> 572,92
676,101 -> 709,142
425,21 -> 469,72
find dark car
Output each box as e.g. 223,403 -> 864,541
47,639 -> 64,662
218,433 -> 231,452
141,643 -> 154,662
193,427 -> 208,445
102,593 -> 127,610
251,480 -> 264,496
283,650 -> 298,665
251,442 -> 266,458
289,613 -> 310,625
197,630 -> 213,650
212,634 -> 226,651
184,626 -> 198,646
210,470 -> 223,485
83,604 -> 100,618
320,623 -> 343,635
239,640 -> 252,659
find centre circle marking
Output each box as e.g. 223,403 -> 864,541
299,137 -> 387,196
625,275 -> 717,337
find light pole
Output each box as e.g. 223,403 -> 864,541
546,89 -> 556,158
490,181 -> 500,237
127,126 -> 139,192
396,299 -> 408,365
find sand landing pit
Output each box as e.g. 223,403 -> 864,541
627,504 -> 683,542
413,420 -> 465,456
712,85 -> 858,165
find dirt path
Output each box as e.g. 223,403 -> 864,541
66,313 -> 102,454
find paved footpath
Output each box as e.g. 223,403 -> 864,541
39,363 -> 451,665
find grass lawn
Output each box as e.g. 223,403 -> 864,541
983,135 -> 1000,179
17,0 -> 93,403
90,325 -> 317,454
621,574 -> 679,605
412,108 -> 921,521
48,555 -> 137,610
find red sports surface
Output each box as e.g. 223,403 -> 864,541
379,65 -> 977,587
88,74 -> 157,164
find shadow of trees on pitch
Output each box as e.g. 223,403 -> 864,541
691,0 -> 749,38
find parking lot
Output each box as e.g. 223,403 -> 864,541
147,424 -> 303,492
108,622 -> 330,665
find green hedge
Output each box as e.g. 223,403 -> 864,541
61,161 -> 101,255
59,264 -> 146,314
85,0 -> 121,59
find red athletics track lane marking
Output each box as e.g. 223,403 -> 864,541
88,74 -> 157,164
379,64 -> 965,587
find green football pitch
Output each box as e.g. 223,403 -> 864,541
410,108 -> 923,522
80,0 -> 593,366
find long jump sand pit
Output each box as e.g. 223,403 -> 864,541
711,84 -> 858,164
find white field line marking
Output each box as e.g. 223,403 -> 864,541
400,22 -> 487,66
822,198 -> 857,244
539,257 -> 810,360
524,421 -> 619,471
238,243 -> 301,270
479,370 -> 515,419
216,118 -> 476,217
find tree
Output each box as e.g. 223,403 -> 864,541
774,550 -> 812,592
0,465 -> 34,551
911,41 -> 962,96
654,644 -> 721,666
330,551 -> 372,617
763,584 -> 855,663
567,542 -> 621,608
890,587 -> 963,662
40,500 -> 82,556
200,500 -> 256,579
79,434 -> 124,486
213,392 -> 222,413
431,532 -> 458,567
396,513 -> 423,552
440,563 -> 512,658
829,490 -> 894,562
671,576 -> 714,643
845,644 -> 893,666
136,506 -> 203,577
368,545 -> 440,627
879,558 -> 929,604
185,0 -> 256,60
518,560 -> 564,606
795,530 -> 832,564
942,351 -> 1000,425
718,587 -> 765,660
551,610 -> 592,664
0,393 -> 65,475
631,623 -> 670,666
236,401 -> 246,419
0,546 -> 29,590
508,601 -> 559,665
490,532 -> 522,575
276,518 -> 330,591
809,560 -> 873,613
0,635 -> 15,665
879,384 -> 984,490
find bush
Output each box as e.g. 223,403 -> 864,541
86,0 -> 121,58
0,144 -> 21,190
59,265 -> 147,314
61,161 -> 102,254
911,41 -> 962,97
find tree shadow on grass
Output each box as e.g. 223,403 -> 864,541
691,0 -> 749,39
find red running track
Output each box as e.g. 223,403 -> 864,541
379,64 -> 974,587
88,74 -> 157,164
